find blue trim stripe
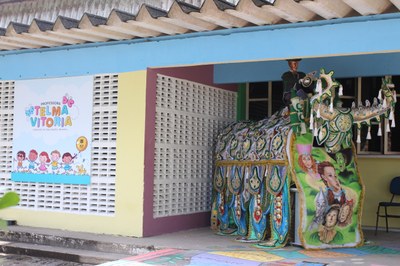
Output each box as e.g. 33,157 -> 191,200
1,14 -> 400,80
214,52 -> 400,83
11,173 -> 90,185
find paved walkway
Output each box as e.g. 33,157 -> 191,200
97,228 -> 400,266
0,253 -> 91,266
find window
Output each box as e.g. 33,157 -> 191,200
247,75 -> 400,156
385,75 -> 400,154
355,76 -> 400,155
358,77 -> 383,154
247,81 -> 283,121
336,78 -> 357,108
247,82 -> 268,121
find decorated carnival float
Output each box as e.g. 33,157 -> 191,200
210,69 -> 397,249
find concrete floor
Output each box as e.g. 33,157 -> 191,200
5,225 -> 400,265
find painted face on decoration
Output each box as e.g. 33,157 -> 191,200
322,166 -> 341,192
29,150 -> 38,161
51,152 -> 60,162
339,205 -> 351,223
17,152 -> 25,162
39,154 -> 47,163
325,209 -> 339,227
301,154 -> 313,170
63,155 -> 72,164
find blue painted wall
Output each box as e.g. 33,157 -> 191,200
0,13 -> 399,81
214,53 -> 400,83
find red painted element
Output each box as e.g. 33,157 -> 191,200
274,192 -> 283,226
219,204 -> 225,215
254,207 -> 261,223
124,248 -> 182,261
143,65 -> 238,236
236,195 -> 241,218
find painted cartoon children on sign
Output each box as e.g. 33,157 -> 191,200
50,150 -> 61,174
14,151 -> 26,172
38,151 -> 50,172
12,76 -> 93,185
27,149 -> 38,173
61,152 -> 76,174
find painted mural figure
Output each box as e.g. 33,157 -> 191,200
308,187 -> 327,231
62,152 -> 75,174
27,149 -> 38,173
317,204 -> 341,244
297,144 -> 319,180
338,200 -> 354,227
38,151 -> 50,172
15,151 -> 26,172
211,67 -> 397,249
318,161 -> 347,207
51,150 -> 61,174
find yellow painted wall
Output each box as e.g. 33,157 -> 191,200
1,71 -> 147,237
358,157 -> 400,229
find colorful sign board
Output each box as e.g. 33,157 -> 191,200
11,76 -> 93,184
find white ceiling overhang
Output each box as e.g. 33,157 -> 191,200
0,0 -> 399,52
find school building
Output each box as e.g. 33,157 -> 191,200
0,0 -> 400,237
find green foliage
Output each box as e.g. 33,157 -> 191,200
0,191 -> 20,229
0,192 -> 20,210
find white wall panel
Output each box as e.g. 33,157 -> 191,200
153,74 -> 236,218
